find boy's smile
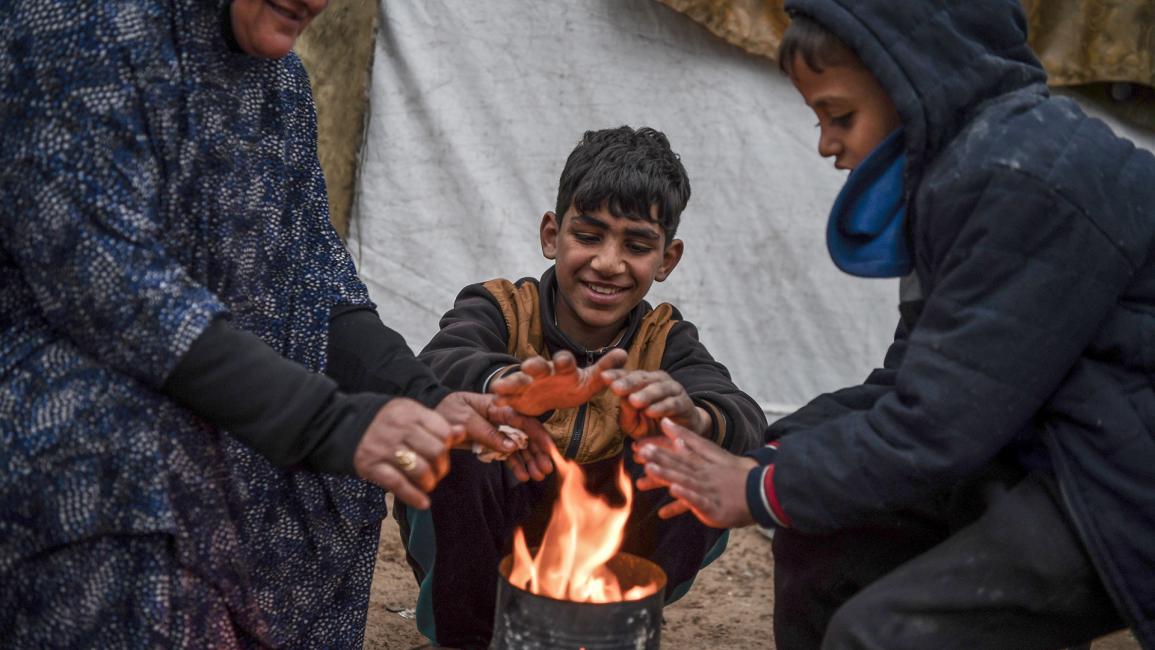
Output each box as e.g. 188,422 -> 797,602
788,54 -> 901,171
541,204 -> 683,350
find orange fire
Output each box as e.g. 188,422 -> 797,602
509,445 -> 657,603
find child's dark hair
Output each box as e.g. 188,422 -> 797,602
555,126 -> 690,242
777,13 -> 859,76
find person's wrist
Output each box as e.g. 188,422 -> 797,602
482,364 -> 519,393
743,441 -> 793,529
692,405 -> 712,436
745,464 -> 777,529
434,391 -> 471,419
743,441 -> 792,529
421,384 -> 454,410
310,392 -> 393,476
744,440 -> 780,465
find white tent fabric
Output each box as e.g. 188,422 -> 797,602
349,0 -> 1155,418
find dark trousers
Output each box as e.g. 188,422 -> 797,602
772,464 -> 1126,650
396,449 -> 726,649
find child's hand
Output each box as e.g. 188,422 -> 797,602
603,369 -> 710,439
435,392 -> 554,480
503,447 -> 552,482
634,418 -> 758,528
490,348 -> 627,416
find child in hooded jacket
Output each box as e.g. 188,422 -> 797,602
636,2 -> 1155,648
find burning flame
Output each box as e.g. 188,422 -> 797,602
509,445 -> 656,603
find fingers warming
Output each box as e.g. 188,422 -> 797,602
597,348 -> 628,370
641,440 -> 698,474
445,423 -> 467,448
521,359 -> 553,379
504,454 -> 530,482
658,500 -> 691,520
366,465 -> 430,510
519,450 -> 547,481
551,351 -> 576,373
416,406 -> 455,441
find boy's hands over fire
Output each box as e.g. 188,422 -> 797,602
634,418 -> 757,528
489,349 -> 627,481
601,368 -> 711,440
436,391 -> 555,482
489,348 -> 627,415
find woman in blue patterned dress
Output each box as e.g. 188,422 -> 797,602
0,1 -> 547,646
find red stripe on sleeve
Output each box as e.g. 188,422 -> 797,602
763,464 -> 792,527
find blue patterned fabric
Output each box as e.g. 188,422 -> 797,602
1,1 -> 386,646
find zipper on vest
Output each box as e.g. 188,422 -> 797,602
563,403 -> 588,459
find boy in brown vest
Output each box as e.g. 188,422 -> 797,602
396,126 -> 766,649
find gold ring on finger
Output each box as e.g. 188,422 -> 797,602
393,448 -> 419,472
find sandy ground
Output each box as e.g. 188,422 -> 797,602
365,495 -> 1140,650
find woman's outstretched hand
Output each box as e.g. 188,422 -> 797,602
353,397 -> 463,510
353,393 -> 558,509
635,418 -> 758,528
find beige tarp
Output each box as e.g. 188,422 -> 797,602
656,0 -> 1154,89
1023,0 -> 1153,88
655,0 -> 789,59
295,0 -> 377,236
300,0 -> 1153,235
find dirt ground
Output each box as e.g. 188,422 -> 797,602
365,495 -> 1139,650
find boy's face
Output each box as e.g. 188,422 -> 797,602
788,54 -> 901,171
541,204 -> 683,350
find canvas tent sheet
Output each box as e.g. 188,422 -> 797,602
349,0 -> 1154,416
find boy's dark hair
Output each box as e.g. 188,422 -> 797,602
777,13 -> 859,76
555,126 -> 690,242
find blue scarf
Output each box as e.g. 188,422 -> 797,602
826,128 -> 912,278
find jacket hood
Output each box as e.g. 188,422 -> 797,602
783,0 -> 1048,178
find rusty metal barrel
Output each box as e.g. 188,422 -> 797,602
490,552 -> 667,650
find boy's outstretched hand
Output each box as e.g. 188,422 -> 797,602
489,348 -> 628,416
602,369 -> 710,440
435,391 -> 556,481
635,418 -> 758,528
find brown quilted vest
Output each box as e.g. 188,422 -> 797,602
482,278 -> 677,463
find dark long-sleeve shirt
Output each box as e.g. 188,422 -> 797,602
419,268 -> 766,461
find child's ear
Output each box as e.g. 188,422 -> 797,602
540,212 -> 560,260
655,238 -> 684,282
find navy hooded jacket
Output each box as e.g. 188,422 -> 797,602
768,0 -> 1155,644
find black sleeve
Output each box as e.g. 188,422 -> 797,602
661,319 -> 768,454
326,303 -> 451,408
162,317 -> 388,475
418,283 -> 522,391
772,170 -> 1134,534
